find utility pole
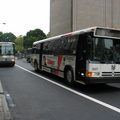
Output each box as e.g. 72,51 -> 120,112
0,23 -> 6,25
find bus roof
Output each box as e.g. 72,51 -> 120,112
0,42 -> 15,44
33,27 -> 97,45
33,26 -> 120,45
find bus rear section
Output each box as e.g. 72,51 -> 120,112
0,42 -> 15,66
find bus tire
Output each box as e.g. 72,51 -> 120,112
11,64 -> 15,67
65,67 -> 74,86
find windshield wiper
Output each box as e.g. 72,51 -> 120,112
100,60 -> 114,64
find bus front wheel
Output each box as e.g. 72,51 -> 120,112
65,68 -> 74,85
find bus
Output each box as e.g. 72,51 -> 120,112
30,27 -> 120,85
0,42 -> 15,67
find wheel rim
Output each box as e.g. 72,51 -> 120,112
66,70 -> 72,83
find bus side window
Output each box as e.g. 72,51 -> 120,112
64,37 -> 72,51
43,42 -> 49,53
64,35 -> 78,54
48,40 -> 55,53
52,39 -> 63,54
52,39 -> 60,51
57,38 -> 66,54
71,36 -> 78,50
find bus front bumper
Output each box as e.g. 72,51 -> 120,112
0,61 -> 15,66
85,77 -> 120,84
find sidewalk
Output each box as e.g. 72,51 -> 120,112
0,81 -> 11,120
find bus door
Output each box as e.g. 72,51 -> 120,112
39,43 -> 43,70
76,34 -> 88,81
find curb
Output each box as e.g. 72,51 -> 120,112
0,81 -> 4,94
0,81 -> 12,120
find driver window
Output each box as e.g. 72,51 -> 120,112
104,39 -> 113,49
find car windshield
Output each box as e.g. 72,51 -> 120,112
90,37 -> 120,63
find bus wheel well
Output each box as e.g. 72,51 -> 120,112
64,65 -> 74,85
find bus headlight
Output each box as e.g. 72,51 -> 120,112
12,59 -> 15,61
86,72 -> 100,77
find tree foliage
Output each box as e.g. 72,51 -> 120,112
47,32 -> 50,38
23,28 -> 46,49
15,35 -> 24,53
0,28 -> 47,53
0,32 -> 16,42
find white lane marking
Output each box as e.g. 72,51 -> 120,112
16,64 -> 120,113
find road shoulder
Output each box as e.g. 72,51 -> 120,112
0,81 -> 12,120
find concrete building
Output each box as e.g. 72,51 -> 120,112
50,0 -> 120,37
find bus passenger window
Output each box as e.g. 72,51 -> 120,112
71,36 -> 78,50
64,37 -> 72,50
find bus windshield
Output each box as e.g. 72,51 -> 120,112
0,44 -> 14,55
90,37 -> 120,63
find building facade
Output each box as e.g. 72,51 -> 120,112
50,0 -> 120,36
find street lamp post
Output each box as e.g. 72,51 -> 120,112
0,23 -> 6,25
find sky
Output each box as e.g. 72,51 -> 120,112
0,0 -> 50,36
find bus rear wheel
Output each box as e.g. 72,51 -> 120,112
65,68 -> 74,85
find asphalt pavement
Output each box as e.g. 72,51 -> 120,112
0,81 -> 11,120
1,59 -> 120,120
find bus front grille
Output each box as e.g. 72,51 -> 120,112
102,72 -> 120,76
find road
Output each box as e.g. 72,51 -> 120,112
0,59 -> 120,120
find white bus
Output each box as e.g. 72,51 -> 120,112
0,42 -> 15,66
31,27 -> 120,85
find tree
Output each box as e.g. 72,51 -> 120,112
23,28 -> 46,49
0,32 -> 3,41
0,32 -> 16,42
15,35 -> 24,53
47,32 -> 50,38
